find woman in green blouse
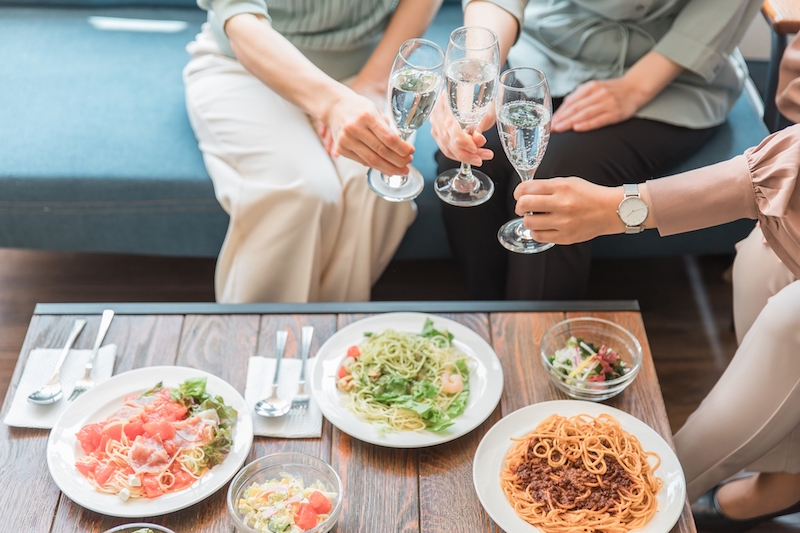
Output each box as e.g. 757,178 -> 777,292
431,0 -> 762,300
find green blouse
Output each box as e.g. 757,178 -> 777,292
470,0 -> 763,128
196,0 -> 397,80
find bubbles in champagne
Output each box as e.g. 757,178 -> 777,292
445,59 -> 497,127
497,101 -> 551,176
390,68 -> 442,135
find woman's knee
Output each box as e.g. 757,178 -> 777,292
757,282 -> 800,338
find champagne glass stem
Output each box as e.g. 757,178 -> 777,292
382,130 -> 414,188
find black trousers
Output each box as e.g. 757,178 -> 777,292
436,108 -> 719,300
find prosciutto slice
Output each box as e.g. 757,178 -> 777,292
128,435 -> 170,475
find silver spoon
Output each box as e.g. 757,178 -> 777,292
28,318 -> 87,405
254,329 -> 291,417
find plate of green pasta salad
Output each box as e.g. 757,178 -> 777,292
310,312 -> 504,448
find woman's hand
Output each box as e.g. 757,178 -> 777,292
513,178 -> 626,244
323,90 -> 414,176
429,95 -> 495,166
551,78 -> 641,133
551,51 -> 684,133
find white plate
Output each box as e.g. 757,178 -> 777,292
310,312 -> 503,448
47,366 -> 254,518
473,400 -> 686,533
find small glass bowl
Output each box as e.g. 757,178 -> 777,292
103,524 -> 175,533
540,317 -> 642,401
227,452 -> 343,533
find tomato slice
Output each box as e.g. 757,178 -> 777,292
337,364 -> 348,379
308,490 -> 332,514
102,422 -> 123,442
142,475 -> 163,498
143,420 -> 175,441
124,420 -> 146,440
76,423 -> 103,454
75,462 -> 96,478
346,346 -> 360,358
295,503 -> 319,530
94,463 -> 117,486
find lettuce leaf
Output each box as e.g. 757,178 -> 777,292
420,318 -> 454,343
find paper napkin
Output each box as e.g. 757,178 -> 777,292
3,345 -> 118,429
245,356 -> 322,438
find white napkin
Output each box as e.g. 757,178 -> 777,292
245,356 -> 322,438
3,345 -> 117,429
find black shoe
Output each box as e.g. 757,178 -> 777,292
692,482 -> 800,533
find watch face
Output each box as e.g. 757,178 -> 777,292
618,197 -> 648,226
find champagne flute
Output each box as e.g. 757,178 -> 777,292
495,67 -> 555,253
434,26 -> 500,207
367,38 -> 444,202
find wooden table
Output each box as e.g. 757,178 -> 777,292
1,301 -> 696,533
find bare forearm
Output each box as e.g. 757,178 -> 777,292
463,0 -> 518,65
356,0 -> 444,91
225,14 -> 349,122
621,51 -> 683,109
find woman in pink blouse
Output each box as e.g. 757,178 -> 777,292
514,37 -> 800,531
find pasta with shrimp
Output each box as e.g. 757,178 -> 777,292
336,319 -> 470,432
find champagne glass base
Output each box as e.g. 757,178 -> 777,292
367,166 -> 424,202
497,217 -> 555,254
434,168 -> 494,207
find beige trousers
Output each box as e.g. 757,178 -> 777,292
183,26 -> 415,303
675,226 -> 800,501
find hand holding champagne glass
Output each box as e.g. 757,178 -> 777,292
434,26 -> 500,207
367,38 -> 444,202
496,67 -> 555,253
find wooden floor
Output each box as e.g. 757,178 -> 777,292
0,248 -> 797,532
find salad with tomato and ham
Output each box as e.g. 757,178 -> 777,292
75,378 -> 237,500
236,473 -> 337,533
548,336 -> 627,383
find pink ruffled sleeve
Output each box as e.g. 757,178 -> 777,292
647,125 -> 800,278
745,124 -> 800,277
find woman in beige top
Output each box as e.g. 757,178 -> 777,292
184,0 -> 442,303
514,36 -> 800,531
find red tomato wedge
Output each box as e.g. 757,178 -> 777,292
94,463 -> 117,486
142,474 -> 163,498
76,423 -> 103,454
337,365 -> 347,379
308,490 -> 332,514
75,462 -> 96,478
346,346 -> 360,358
124,420 -> 146,440
102,422 -> 123,442
143,420 -> 176,441
295,503 -> 319,530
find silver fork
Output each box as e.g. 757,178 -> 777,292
68,309 -> 114,401
289,326 -> 313,415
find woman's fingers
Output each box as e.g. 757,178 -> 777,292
337,137 -> 410,176
335,112 -> 414,174
572,112 -> 618,132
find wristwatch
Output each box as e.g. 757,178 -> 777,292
617,184 -> 648,234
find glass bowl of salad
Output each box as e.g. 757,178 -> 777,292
540,317 -> 642,401
103,525 -> 175,533
227,452 -> 343,533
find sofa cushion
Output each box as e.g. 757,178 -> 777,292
0,6 -> 228,256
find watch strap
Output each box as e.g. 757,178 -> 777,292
623,183 -> 639,198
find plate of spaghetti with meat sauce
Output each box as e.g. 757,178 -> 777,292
473,400 -> 685,533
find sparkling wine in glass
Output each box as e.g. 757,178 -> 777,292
367,38 -> 444,202
434,26 -> 500,207
496,67 -> 555,253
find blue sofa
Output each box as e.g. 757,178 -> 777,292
0,1 -> 767,260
